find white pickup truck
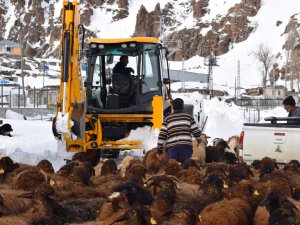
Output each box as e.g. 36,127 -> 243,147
239,117 -> 300,164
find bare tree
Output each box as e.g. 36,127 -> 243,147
290,49 -> 300,91
284,18 -> 299,91
253,44 -> 274,87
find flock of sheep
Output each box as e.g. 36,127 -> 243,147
0,135 -> 299,225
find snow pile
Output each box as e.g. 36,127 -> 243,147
0,95 -> 290,171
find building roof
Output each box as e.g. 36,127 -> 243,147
0,40 -> 21,47
88,37 -> 160,44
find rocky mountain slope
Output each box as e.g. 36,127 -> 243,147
0,0 -> 299,87
0,0 -> 261,59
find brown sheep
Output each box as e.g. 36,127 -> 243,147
227,162 -> 254,183
204,162 -> 229,180
227,135 -> 240,157
56,160 -> 95,186
163,159 -> 182,177
270,169 -> 300,200
92,174 -> 123,198
161,199 -> 198,225
258,157 -> 279,180
0,183 -> 57,224
0,156 -> 19,183
179,167 -> 204,185
198,198 -> 254,225
145,175 -> 180,196
14,167 -> 48,191
150,188 -> 177,224
94,159 -> 117,177
37,159 -> 54,174
196,174 -> 225,213
119,155 -> 134,178
192,134 -> 210,163
96,192 -> 129,222
143,148 -> 167,174
0,186 -> 33,216
123,159 -> 146,185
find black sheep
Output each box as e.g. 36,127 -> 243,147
260,191 -> 300,225
114,181 -> 154,205
224,151 -> 238,164
195,174 -> 224,213
205,140 -> 229,163
0,123 -> 13,137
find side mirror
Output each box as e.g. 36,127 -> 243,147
163,78 -> 170,84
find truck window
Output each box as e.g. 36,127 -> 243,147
142,45 -> 160,94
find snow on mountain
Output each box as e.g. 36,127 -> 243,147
1,0 -> 299,90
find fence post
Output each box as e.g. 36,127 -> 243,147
46,88 -> 49,109
1,84 -> 3,108
36,90 -> 39,108
18,85 -> 20,108
9,90 -> 11,108
34,87 -> 36,108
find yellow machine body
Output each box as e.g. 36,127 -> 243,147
55,1 -> 171,158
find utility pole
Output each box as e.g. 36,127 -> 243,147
43,62 -> 45,88
160,16 -> 165,47
204,44 -> 218,99
181,49 -> 185,92
237,60 -> 240,98
20,37 -> 26,108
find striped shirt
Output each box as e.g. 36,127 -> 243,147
157,111 -> 202,153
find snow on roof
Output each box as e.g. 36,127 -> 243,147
0,40 -> 21,47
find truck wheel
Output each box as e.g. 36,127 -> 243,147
85,149 -> 101,166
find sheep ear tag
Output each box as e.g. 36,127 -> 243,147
223,182 -> 229,189
253,190 -> 260,196
150,217 -> 157,224
50,179 -> 56,186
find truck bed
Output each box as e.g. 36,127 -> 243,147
241,122 -> 300,163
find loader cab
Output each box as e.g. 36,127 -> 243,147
85,37 -> 171,114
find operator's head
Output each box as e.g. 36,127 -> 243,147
283,95 -> 296,112
120,55 -> 128,65
171,98 -> 184,112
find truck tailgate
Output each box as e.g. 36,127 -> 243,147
242,123 -> 300,163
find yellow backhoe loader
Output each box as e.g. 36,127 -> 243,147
53,0 -> 172,165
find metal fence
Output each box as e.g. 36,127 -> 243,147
234,99 -> 284,110
239,108 -> 260,123
0,84 -> 58,111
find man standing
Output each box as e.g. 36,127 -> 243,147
156,98 -> 202,164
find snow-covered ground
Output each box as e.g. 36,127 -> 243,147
0,92 -> 287,171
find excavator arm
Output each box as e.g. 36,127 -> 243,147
55,0 -> 86,152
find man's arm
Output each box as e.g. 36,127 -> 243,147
157,120 -> 168,154
191,117 -> 202,143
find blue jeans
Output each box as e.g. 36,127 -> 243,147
167,145 -> 193,164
